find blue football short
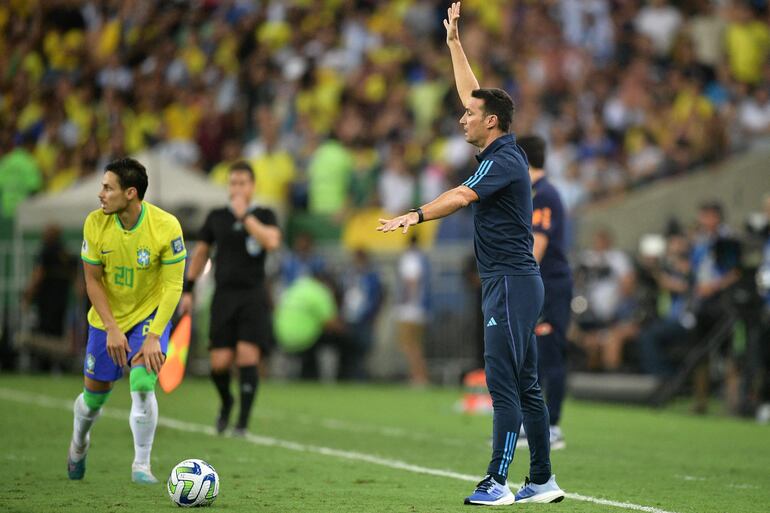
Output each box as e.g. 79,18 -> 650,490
84,313 -> 171,382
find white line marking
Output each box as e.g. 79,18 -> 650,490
727,484 -> 758,490
675,474 -> 706,482
254,408 -> 476,448
0,387 -> 679,513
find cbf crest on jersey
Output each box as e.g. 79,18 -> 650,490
137,246 -> 151,268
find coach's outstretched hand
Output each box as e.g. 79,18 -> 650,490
444,1 -> 461,44
377,211 -> 420,234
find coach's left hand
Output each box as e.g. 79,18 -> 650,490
377,211 -> 420,234
138,333 -> 165,374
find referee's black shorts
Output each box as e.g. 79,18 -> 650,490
209,287 -> 273,352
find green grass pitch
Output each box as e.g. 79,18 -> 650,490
1,375 -> 768,512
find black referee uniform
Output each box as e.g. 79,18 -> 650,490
198,205 -> 277,432
200,206 -> 276,351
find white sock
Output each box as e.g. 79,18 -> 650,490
130,391 -> 158,469
71,393 -> 100,460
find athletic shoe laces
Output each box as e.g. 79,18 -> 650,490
518,477 -> 533,493
474,476 -> 497,493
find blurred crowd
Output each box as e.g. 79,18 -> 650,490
2,0 -> 770,233
18,194 -> 770,418
569,195 -> 770,417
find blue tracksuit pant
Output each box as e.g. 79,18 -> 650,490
482,274 -> 551,484
537,276 -> 573,426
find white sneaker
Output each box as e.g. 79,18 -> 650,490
464,475 -> 516,505
514,475 -> 565,503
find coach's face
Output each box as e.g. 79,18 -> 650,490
99,171 -> 133,214
460,97 -> 492,148
228,170 -> 254,201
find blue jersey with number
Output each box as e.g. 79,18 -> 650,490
532,177 -> 571,283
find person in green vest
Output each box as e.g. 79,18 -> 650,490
0,134 -> 43,218
274,272 -> 351,380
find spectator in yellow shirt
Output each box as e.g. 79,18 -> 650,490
209,139 -> 245,186
725,2 -> 770,85
163,88 -> 203,142
245,111 -> 296,217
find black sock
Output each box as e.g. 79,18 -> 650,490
237,365 -> 258,429
211,370 -> 233,417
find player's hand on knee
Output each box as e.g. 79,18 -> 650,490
179,292 -> 193,316
140,333 -> 165,374
106,327 -> 130,367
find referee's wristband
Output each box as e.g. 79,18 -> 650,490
183,279 -> 196,293
409,207 -> 424,224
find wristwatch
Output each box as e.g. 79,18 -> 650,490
408,207 -> 424,224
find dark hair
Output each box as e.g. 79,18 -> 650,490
229,160 -> 255,181
699,200 -> 724,220
105,158 -> 148,199
517,135 -> 546,169
471,88 -> 514,133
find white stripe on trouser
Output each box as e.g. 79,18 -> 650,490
502,431 -> 517,476
496,431 -> 516,476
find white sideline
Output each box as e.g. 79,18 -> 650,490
0,387 -> 679,513
253,408 -> 475,448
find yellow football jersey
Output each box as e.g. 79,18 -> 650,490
81,202 -> 186,332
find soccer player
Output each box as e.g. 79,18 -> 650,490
179,161 -> 280,436
516,135 -> 573,451
68,158 -> 186,483
378,3 -> 564,505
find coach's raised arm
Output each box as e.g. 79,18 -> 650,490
444,2 -> 479,107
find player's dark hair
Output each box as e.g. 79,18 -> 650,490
471,88 -> 514,133
229,160 -> 255,181
105,158 -> 148,200
517,135 -> 546,169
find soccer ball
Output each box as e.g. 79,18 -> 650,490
167,459 -> 219,507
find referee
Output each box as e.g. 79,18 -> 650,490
180,161 -> 281,436
378,3 -> 564,505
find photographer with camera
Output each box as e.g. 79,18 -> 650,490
751,194 -> 770,422
572,228 -> 637,372
690,201 -> 742,414
637,227 -> 695,376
